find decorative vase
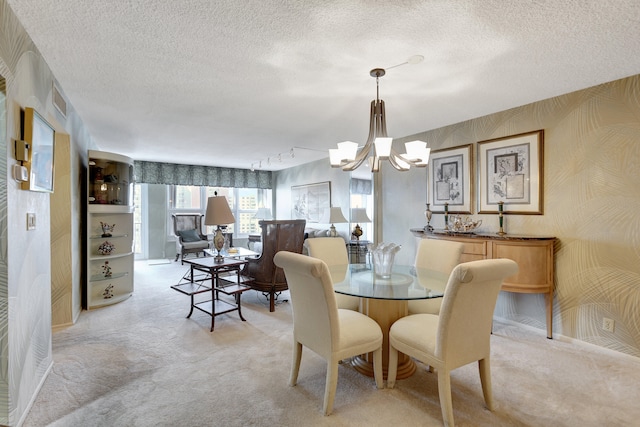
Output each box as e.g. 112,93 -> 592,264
368,242 -> 401,279
98,241 -> 115,255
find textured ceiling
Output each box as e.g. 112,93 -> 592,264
7,0 -> 640,171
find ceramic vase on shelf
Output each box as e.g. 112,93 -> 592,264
98,241 -> 115,255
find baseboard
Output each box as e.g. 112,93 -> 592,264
16,360 -> 53,427
493,316 -> 640,363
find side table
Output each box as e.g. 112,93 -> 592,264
347,240 -> 370,264
172,257 -> 252,331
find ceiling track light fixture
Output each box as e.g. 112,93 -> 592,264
250,148 -> 296,171
329,58 -> 430,172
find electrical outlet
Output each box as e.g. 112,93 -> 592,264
602,317 -> 615,333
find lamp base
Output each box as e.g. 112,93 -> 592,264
213,228 -> 226,263
329,224 -> 338,237
352,224 -> 363,240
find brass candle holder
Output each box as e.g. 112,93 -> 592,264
424,203 -> 433,232
444,202 -> 449,231
497,201 -> 507,235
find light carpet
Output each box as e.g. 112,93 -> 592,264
23,260 -> 640,426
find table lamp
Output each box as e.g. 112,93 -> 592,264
321,207 -> 347,237
350,208 -> 371,240
204,193 -> 235,263
254,207 -> 272,220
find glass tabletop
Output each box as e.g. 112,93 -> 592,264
330,264 -> 449,300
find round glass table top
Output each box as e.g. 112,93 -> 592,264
330,264 -> 448,300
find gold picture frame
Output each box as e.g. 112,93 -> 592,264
478,130 -> 544,214
427,144 -> 474,214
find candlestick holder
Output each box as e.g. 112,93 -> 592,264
424,203 -> 433,232
444,202 -> 449,231
497,201 -> 507,235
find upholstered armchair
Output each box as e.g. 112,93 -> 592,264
241,219 -> 306,312
172,214 -> 210,264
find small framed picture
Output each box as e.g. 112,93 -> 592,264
478,130 -> 544,214
427,144 -> 473,214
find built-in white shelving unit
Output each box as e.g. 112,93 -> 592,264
86,150 -> 135,309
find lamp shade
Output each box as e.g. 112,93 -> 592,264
254,207 -> 272,220
351,208 -> 371,224
204,195 -> 235,225
321,207 -> 348,224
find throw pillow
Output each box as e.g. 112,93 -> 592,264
177,229 -> 201,242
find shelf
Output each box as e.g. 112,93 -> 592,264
194,299 -> 239,317
90,233 -> 129,239
88,292 -> 132,309
215,283 -> 252,295
89,251 -> 134,261
171,281 -> 212,296
90,272 -> 129,282
89,204 -> 134,214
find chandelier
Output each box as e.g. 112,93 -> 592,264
329,67 -> 430,172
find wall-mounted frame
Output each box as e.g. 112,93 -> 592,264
478,129 -> 544,214
21,107 -> 56,192
427,144 -> 474,214
291,181 -> 331,223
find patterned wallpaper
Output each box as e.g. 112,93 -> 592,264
1,1 -> 89,424
386,75 -> 640,358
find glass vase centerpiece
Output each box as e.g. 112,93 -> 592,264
368,242 -> 401,279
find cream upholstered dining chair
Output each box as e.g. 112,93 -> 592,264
408,238 -> 464,315
388,258 -> 519,427
273,251 -> 383,415
303,237 -> 360,311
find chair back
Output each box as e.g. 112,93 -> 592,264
245,220 -> 306,283
274,251 -> 339,357
436,258 -> 519,367
414,238 -> 464,274
172,214 -> 205,236
304,237 -> 348,266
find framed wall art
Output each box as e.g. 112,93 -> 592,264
427,144 -> 473,214
291,181 -> 331,223
22,107 -> 56,192
478,129 -> 544,214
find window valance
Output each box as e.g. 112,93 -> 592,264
134,161 -> 272,189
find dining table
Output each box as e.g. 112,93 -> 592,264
330,264 -> 449,379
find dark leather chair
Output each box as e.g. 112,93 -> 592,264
242,219 -> 306,312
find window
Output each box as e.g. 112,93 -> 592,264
168,185 -> 271,238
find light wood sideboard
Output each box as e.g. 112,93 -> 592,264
411,228 -> 556,339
